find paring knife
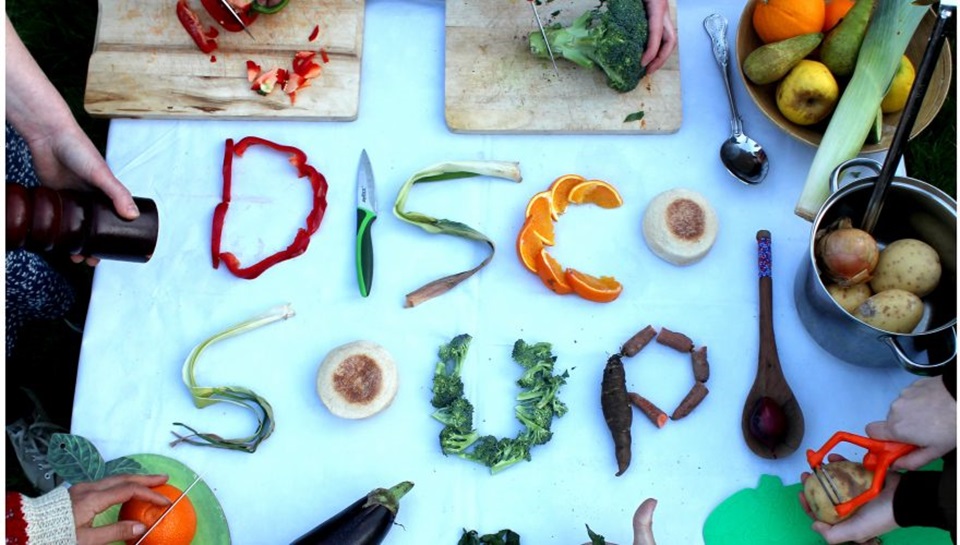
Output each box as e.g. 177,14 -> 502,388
219,0 -> 256,40
133,475 -> 202,545
528,0 -> 559,77
356,150 -> 377,298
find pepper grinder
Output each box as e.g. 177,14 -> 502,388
6,184 -> 159,263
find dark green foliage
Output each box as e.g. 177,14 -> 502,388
458,528 -> 522,545
528,0 -> 650,92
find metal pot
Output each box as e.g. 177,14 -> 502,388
795,158 -> 957,375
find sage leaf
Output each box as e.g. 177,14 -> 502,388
48,433 -> 106,484
105,456 -> 148,477
174,304 -> 293,453
393,161 -> 522,307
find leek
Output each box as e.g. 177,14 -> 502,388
393,161 -> 522,308
794,0 -> 926,220
172,304 -> 294,453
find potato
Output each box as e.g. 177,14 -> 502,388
853,289 -> 924,333
826,282 -> 872,314
870,238 -> 942,297
803,461 -> 874,524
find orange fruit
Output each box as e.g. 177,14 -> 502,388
516,218 -> 546,273
118,484 -> 197,545
565,268 -> 623,303
534,249 -> 573,295
548,174 -> 586,217
525,190 -> 558,222
752,0 -> 825,44
567,180 -> 623,209
823,0 -> 855,32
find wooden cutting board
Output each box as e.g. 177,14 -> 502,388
84,0 -> 364,120
445,0 -> 681,134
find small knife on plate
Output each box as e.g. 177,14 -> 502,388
219,0 -> 257,40
133,475 -> 202,545
356,150 -> 377,298
528,0 -> 559,77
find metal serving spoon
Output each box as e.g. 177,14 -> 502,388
704,13 -> 769,185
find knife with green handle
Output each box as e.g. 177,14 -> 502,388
356,150 -> 377,297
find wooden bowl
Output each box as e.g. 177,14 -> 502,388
736,0 -> 953,153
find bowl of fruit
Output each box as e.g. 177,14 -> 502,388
736,0 -> 952,153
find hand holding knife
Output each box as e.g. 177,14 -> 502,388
356,150 -> 378,298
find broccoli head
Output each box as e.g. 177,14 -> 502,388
431,333 -> 473,408
528,0 -> 649,92
460,434 -> 533,474
440,425 -> 480,455
432,397 -> 475,432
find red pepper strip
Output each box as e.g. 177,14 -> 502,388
176,0 -> 219,54
308,25 -> 320,42
211,138 -> 235,269
213,136 -> 329,280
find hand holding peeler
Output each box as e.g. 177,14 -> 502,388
806,431 -> 917,519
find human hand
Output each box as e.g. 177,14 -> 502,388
866,375 -> 957,470
69,474 -> 171,545
798,455 -> 900,544
640,0 -> 676,75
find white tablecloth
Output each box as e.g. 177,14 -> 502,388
72,1 -> 918,543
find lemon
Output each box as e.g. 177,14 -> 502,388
881,55 -> 916,114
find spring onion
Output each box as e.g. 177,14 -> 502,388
172,304 -> 295,453
794,0 -> 926,220
393,161 -> 522,307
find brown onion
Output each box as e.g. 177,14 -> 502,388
815,217 -> 879,286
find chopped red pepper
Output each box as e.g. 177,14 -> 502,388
320,49 -> 330,64
211,136 -> 329,280
176,0 -> 219,54
308,25 -> 320,42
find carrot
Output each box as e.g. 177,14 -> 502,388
621,325 -> 657,357
691,346 -> 709,383
656,327 -> 694,353
628,392 -> 668,428
601,354 -> 632,476
671,382 -> 709,420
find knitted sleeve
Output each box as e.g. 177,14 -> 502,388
5,487 -> 77,544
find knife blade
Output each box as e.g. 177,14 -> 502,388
528,0 -> 559,78
219,0 -> 256,40
133,475 -> 201,545
356,150 -> 377,298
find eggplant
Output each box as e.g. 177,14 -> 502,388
290,481 -> 414,545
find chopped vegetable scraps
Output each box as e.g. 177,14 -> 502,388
211,136 -> 329,280
393,161 -> 522,307
245,50 -> 329,104
172,304 -> 295,453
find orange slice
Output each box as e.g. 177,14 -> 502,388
549,174 -> 587,217
568,180 -> 623,209
516,218 -> 546,273
566,268 -> 623,303
525,191 -> 556,221
534,249 -> 573,295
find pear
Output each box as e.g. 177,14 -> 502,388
820,0 -> 877,77
743,33 -> 824,85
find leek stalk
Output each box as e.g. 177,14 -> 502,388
794,0 -> 926,220
172,304 -> 295,453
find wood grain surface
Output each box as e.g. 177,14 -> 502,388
85,0 -> 364,120
445,0 -> 681,134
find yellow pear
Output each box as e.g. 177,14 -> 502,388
881,55 -> 916,114
776,60 -> 840,126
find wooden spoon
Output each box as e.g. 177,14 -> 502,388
741,230 -> 805,459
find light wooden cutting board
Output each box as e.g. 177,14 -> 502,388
85,0 -> 363,120
445,0 -> 681,134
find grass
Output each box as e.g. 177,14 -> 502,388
4,0 -> 956,494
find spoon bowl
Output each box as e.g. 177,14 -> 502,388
705,13 -> 769,185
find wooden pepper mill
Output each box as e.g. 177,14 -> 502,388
6,184 -> 159,263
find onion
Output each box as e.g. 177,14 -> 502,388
815,217 -> 879,286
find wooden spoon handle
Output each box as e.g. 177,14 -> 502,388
757,230 -> 776,364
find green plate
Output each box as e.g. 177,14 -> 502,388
92,453 -> 230,544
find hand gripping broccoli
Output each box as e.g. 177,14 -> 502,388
429,336 -> 569,474
528,0 -> 650,92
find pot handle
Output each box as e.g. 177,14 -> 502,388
882,327 -> 958,376
829,158 -> 883,194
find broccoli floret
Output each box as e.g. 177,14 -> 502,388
529,0 -> 649,92
431,334 -> 473,408
512,339 -> 557,388
460,434 -> 533,474
440,425 -> 479,455
432,397 -> 475,432
516,370 -> 569,409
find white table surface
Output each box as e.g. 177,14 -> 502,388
72,1 -> 919,543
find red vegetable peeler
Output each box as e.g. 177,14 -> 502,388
806,431 -> 917,519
